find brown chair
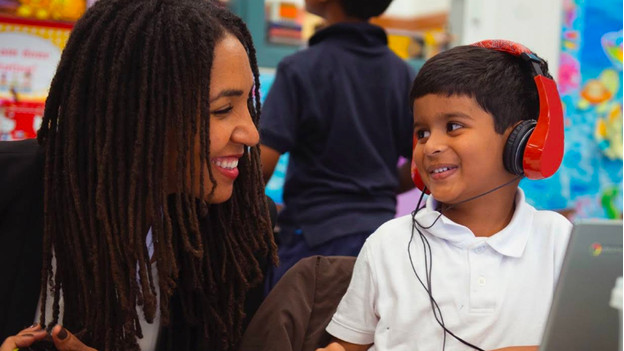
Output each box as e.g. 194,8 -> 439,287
239,255 -> 356,351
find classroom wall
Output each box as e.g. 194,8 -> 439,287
449,0 -> 563,80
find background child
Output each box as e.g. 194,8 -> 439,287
260,0 -> 416,290
318,41 -> 572,351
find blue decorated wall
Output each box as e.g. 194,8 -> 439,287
520,0 -> 623,220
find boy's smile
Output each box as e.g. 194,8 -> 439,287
412,94 -> 517,206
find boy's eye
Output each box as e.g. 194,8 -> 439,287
415,129 -> 430,140
447,122 -> 462,132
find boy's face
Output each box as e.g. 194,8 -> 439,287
412,94 -> 516,205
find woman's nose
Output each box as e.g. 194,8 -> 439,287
233,110 -> 260,147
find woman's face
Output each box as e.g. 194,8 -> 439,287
166,33 -> 259,203
201,33 -> 259,203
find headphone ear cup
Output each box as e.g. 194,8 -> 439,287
411,157 -> 426,190
504,119 -> 537,175
410,136 -> 430,194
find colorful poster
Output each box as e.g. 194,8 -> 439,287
0,15 -> 71,140
0,0 -> 86,22
521,0 -> 623,220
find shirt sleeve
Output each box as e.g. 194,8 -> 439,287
259,60 -> 300,154
326,241 -> 378,345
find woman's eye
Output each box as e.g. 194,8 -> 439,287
447,122 -> 462,132
212,106 -> 233,116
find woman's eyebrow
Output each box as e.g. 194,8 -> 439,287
210,88 -> 244,102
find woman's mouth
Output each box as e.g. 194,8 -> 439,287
212,156 -> 240,180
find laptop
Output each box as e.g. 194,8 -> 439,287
540,219 -> 623,351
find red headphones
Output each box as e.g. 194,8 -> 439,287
410,39 -> 565,192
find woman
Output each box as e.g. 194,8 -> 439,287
0,0 -> 276,350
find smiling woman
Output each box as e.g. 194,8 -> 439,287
167,33 -> 260,205
202,34 -> 259,203
0,1 -> 277,351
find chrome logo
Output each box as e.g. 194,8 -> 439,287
591,242 -> 603,256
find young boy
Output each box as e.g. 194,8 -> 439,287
261,0 -> 416,290
317,42 -> 572,351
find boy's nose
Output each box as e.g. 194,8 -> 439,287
423,132 -> 447,156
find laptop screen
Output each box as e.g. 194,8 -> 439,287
540,219 -> 623,351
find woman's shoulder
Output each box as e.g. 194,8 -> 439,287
0,139 -> 44,212
0,138 -> 40,155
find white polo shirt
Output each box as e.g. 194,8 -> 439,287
326,189 -> 572,351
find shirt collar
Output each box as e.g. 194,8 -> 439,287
413,188 -> 533,257
309,22 -> 388,48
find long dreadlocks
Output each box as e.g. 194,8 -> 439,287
35,0 -> 277,350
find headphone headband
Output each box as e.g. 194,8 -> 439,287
471,39 -> 532,56
473,39 -> 547,77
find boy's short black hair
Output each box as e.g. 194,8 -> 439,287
409,45 -> 552,134
339,0 -> 392,20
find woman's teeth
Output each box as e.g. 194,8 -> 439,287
213,159 -> 238,169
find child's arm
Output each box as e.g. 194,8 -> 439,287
260,144 -> 281,183
316,338 -> 372,351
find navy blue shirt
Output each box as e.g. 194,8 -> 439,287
260,22 -> 415,247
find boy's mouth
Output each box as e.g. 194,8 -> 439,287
431,166 -> 453,174
427,165 -> 458,180
428,165 -> 458,174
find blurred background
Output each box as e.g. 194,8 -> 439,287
0,0 -> 621,220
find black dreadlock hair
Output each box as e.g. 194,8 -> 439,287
36,0 -> 277,350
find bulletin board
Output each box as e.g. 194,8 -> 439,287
0,15 -> 72,140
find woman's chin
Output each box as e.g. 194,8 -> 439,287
203,187 -> 233,204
